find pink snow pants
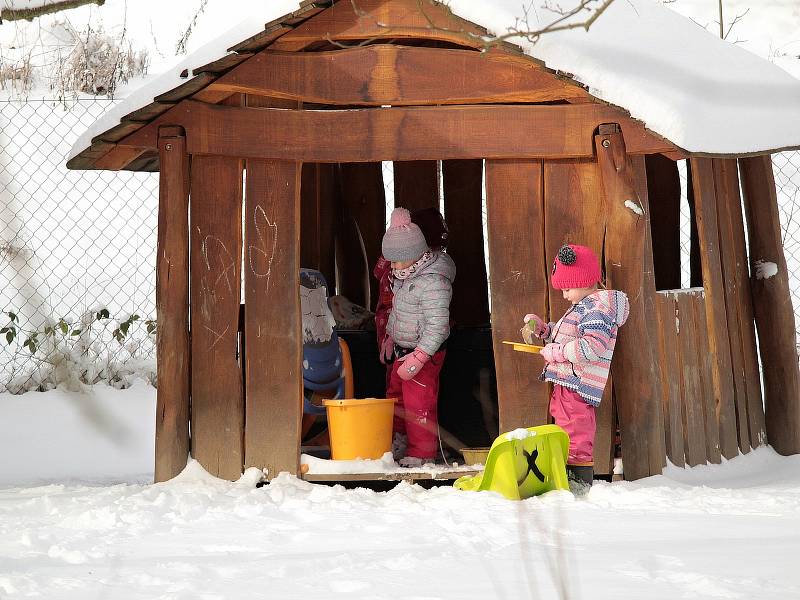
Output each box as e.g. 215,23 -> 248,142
386,350 -> 446,459
550,384 -> 596,465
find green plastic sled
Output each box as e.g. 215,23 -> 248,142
454,424 -> 570,500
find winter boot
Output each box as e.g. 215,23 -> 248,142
567,465 -> 593,488
392,433 -> 408,461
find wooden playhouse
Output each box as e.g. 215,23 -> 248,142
66,0 -> 800,482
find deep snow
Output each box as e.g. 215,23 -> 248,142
1,383 -> 800,599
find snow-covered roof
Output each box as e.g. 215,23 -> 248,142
69,0 -> 800,164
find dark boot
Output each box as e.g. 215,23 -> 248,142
567,465 -> 593,487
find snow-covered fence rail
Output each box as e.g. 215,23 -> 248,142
0,98 -> 158,392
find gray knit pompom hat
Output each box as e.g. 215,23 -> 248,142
382,207 -> 429,262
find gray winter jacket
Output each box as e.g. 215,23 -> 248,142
387,252 -> 456,356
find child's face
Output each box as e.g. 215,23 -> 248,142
562,286 -> 597,304
391,258 -> 416,270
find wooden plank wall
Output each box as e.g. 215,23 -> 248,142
393,160 -> 439,213
189,155 -> 245,480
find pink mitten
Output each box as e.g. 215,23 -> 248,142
523,313 -> 547,338
540,343 -> 566,363
397,348 -> 430,381
379,335 -> 395,365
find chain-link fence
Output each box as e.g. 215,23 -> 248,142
2,98 -> 800,393
0,99 -> 158,393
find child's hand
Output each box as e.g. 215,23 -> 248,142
397,348 -> 429,380
523,313 -> 547,338
540,343 -> 565,363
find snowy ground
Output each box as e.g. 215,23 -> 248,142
1,383 -> 799,599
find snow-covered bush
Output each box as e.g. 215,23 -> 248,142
0,54 -> 34,96
1,309 -> 156,393
55,23 -> 149,97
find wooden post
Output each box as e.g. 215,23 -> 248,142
189,155 -> 245,481
596,130 -> 666,480
485,159 -> 550,429
442,159 -> 489,326
244,159 -> 303,478
393,160 -> 439,213
690,158 -> 738,460
154,127 -> 190,482
739,155 -> 800,455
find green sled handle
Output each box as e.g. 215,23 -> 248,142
454,424 -> 570,500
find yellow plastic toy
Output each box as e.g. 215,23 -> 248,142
454,425 -> 570,500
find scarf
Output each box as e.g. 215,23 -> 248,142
392,250 -> 434,280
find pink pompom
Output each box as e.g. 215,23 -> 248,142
389,207 -> 412,228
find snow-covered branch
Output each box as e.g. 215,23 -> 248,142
0,0 -> 105,23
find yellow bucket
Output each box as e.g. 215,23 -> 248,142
323,398 -> 397,460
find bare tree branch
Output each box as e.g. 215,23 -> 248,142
328,0 -> 615,51
0,0 -> 105,23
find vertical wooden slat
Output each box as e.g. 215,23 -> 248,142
339,162 -> 386,310
190,155 -> 244,480
721,161 -> 767,447
543,159 -> 606,319
645,154 -> 682,291
443,159 -> 489,326
712,158 -> 752,453
596,131 -> 665,480
244,159 -> 303,478
689,157 -> 738,460
656,292 -> 685,467
300,163 -> 322,271
485,159 -> 550,429
675,292 -> 706,467
693,295 -> 722,464
154,127 -> 190,482
393,160 -> 439,213
739,155 -> 800,455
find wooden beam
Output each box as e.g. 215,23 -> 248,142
93,145 -> 148,171
154,128 -> 190,483
443,159 -> 489,326
485,159 -> 550,430
739,155 -> 800,455
244,160 -> 303,479
596,130 -> 666,480
119,100 -> 676,163
205,45 -> 589,106
690,158 -> 738,460
190,155 -> 244,481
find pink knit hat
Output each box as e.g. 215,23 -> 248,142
382,207 -> 429,262
551,244 -> 602,289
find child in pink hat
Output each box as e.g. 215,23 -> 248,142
522,244 -> 629,488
